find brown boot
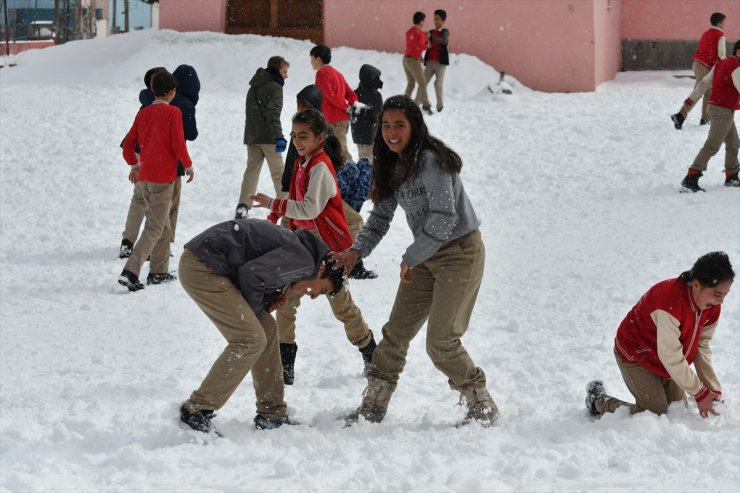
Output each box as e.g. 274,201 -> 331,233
456,385 -> 499,428
345,376 -> 396,425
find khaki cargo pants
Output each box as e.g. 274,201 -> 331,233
690,105 -> 739,174
368,230 -> 487,390
240,144 -> 286,207
179,249 -> 286,417
595,348 -> 686,415
122,176 -> 182,244
123,181 -> 173,276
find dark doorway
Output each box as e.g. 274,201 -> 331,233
226,0 -> 323,44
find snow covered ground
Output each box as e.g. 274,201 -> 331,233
1,30 -> 739,493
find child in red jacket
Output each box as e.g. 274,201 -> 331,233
119,70 -> 194,292
586,252 -> 734,418
250,109 -> 376,385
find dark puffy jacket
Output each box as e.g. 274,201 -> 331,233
139,64 -> 200,141
281,85 -> 334,192
184,219 -> 330,316
138,65 -> 200,175
351,64 -> 383,146
244,67 -> 284,145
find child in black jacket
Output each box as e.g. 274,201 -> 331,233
350,64 -> 383,162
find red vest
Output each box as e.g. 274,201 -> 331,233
614,278 -> 721,379
693,27 -> 724,68
708,55 -> 740,110
272,150 -> 353,252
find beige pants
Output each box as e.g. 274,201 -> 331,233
122,176 -> 181,243
596,348 -> 686,415
123,181 -> 173,276
240,144 -> 286,206
690,105 -> 739,173
403,56 -> 430,108
680,62 -> 712,121
179,249 -> 286,417
356,144 -> 373,163
368,230 -> 486,389
424,61 -> 446,111
328,120 -> 353,162
343,200 -> 364,238
276,229 -> 372,348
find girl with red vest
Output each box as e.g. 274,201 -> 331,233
586,252 -> 734,418
679,39 -> 740,192
250,109 -> 376,386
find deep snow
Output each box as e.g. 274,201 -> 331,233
0,29 -> 739,493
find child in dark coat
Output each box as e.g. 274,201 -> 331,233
350,64 -> 383,162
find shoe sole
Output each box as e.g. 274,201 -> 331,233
118,277 -> 144,292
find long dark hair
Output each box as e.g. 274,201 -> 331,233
370,95 -> 462,202
678,251 -> 735,287
323,135 -> 345,172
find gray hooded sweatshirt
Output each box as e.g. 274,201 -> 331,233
352,149 -> 480,267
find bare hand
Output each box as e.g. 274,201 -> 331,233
697,390 -> 722,418
250,193 -> 272,209
329,249 -> 360,272
185,169 -> 195,183
267,294 -> 287,312
128,169 -> 139,184
400,261 -> 413,283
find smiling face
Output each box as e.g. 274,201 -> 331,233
289,265 -> 333,299
381,108 -> 412,155
690,279 -> 732,310
290,121 -> 324,157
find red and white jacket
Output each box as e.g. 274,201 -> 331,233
615,278 -> 722,401
123,101 -> 192,183
693,27 -> 726,69
688,55 -> 740,111
268,149 -> 352,252
315,66 -> 357,125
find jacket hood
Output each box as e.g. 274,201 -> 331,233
173,64 -> 201,105
296,84 -> 323,111
250,67 -> 282,89
139,88 -> 154,107
358,64 -> 383,89
294,230 -> 330,276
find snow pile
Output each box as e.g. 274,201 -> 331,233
1,30 -> 739,493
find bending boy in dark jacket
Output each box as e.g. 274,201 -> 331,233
179,218 -> 345,433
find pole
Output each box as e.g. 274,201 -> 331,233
3,0 -> 10,56
111,0 -> 116,33
123,0 -> 128,33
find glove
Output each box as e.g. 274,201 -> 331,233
275,138 -> 287,153
695,388 -> 721,418
684,98 -> 694,109
267,212 -> 280,224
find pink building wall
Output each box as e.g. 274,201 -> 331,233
160,0 -> 225,32
325,0 -> 605,93
593,0 -> 622,87
621,0 -> 739,40
155,0 -> 737,92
